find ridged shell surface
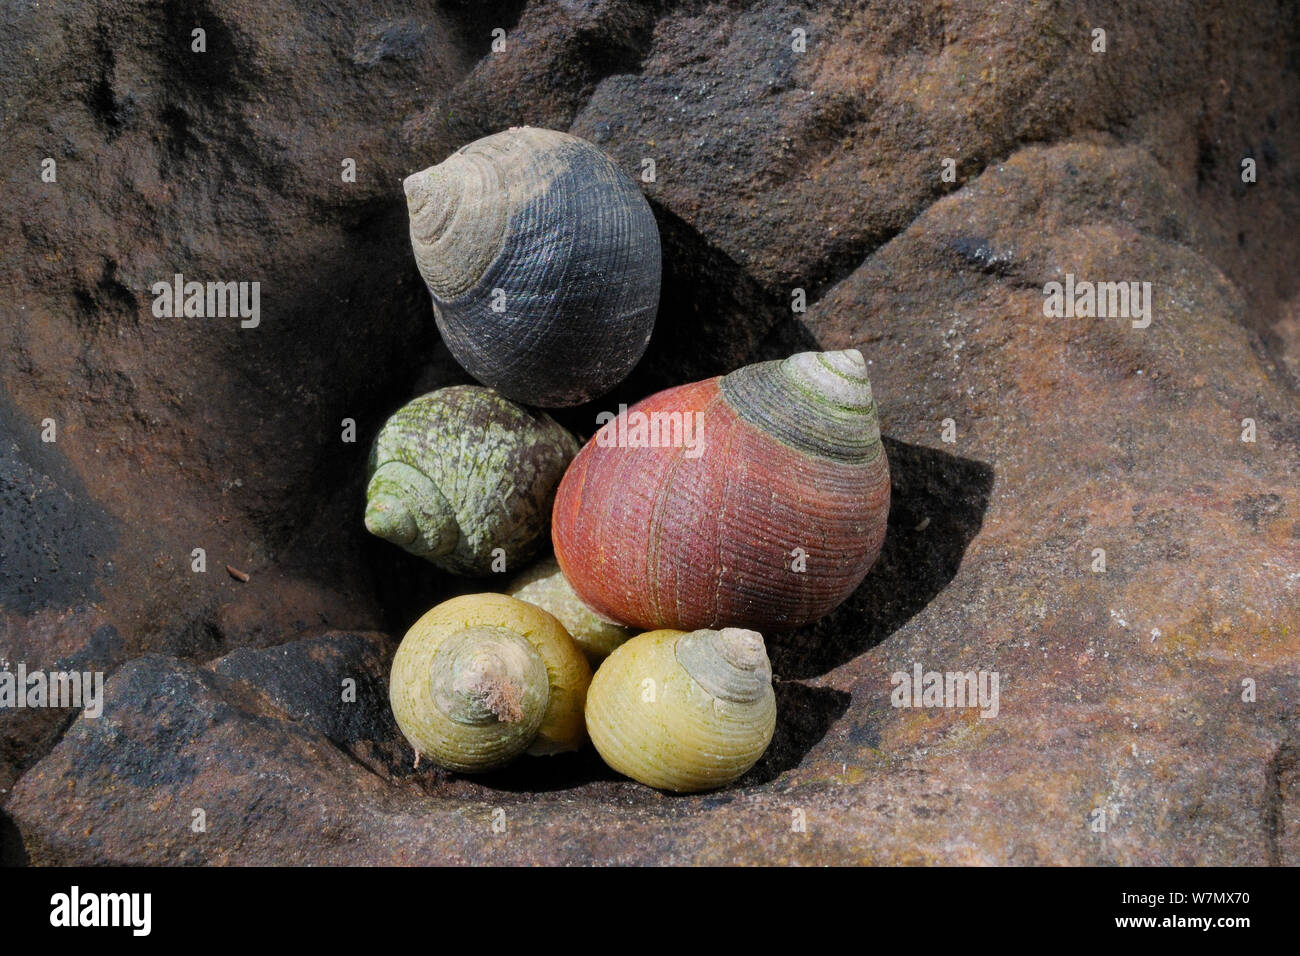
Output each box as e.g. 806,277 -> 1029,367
389,593 -> 592,772
584,628 -> 776,792
366,386 -> 579,575
552,350 -> 890,631
405,127 -> 661,407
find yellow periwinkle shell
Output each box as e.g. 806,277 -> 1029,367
585,627 -> 777,792
390,593 -> 591,773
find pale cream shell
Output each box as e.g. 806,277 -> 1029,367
506,555 -> 634,662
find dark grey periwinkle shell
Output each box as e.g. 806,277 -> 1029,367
404,127 -> 661,408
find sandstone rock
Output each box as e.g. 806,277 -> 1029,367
208,629 -> 414,784
3,0 -> 1298,864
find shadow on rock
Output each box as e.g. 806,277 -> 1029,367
0,808 -> 31,866
0,393 -> 118,617
740,681 -> 851,788
769,438 -> 994,679
468,746 -> 623,795
552,199 -> 811,438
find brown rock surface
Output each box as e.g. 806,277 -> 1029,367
3,0 -> 1298,864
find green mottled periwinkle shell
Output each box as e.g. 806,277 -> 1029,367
365,386 -> 579,575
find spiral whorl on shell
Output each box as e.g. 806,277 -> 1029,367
390,593 -> 592,773
552,349 -> 890,631
404,127 -> 661,407
365,386 -> 579,575
584,627 -> 777,792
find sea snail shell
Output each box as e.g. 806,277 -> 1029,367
365,385 -> 579,575
553,349 -> 890,631
506,555 -> 635,663
389,593 -> 592,772
585,627 -> 777,792
404,127 -> 661,407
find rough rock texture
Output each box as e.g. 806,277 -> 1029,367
3,0 -> 1298,864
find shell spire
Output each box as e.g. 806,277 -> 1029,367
403,147 -> 507,301
428,627 -> 548,731
675,627 -> 771,702
365,460 -> 458,560
719,348 -> 882,462
785,348 -> 874,406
